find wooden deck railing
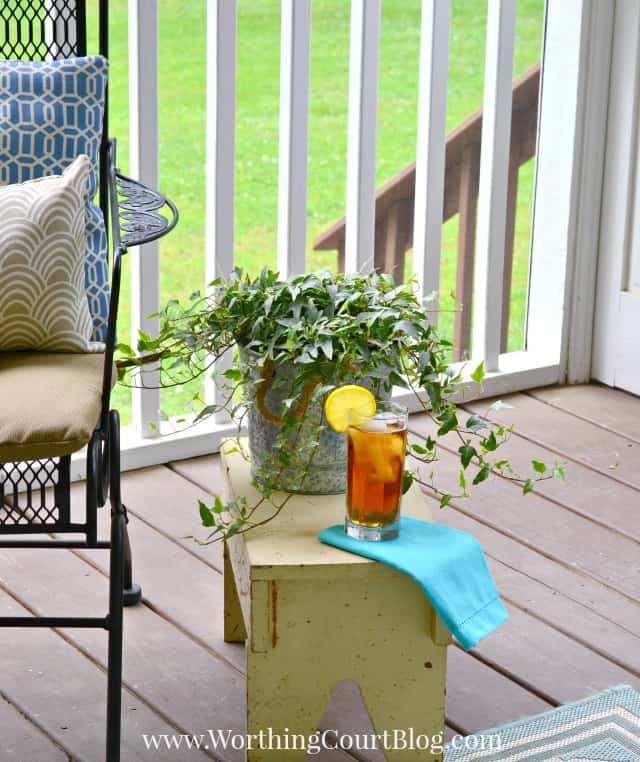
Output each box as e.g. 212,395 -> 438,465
313,63 -> 540,361
116,0 -> 566,461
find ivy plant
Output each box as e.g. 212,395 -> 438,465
117,268 -> 566,541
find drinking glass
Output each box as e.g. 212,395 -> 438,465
345,401 -> 408,541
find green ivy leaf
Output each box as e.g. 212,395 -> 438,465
465,415 -> 486,433
318,337 -> 333,360
459,469 -> 467,491
483,431 -> 498,452
488,399 -> 513,411
426,383 -> 442,412
532,459 -> 547,474
471,361 -> 485,384
472,465 -> 490,485
222,367 -> 243,381
402,471 -> 414,495
440,494 -> 452,508
553,464 -> 567,481
459,443 -> 476,469
115,342 -> 135,357
225,522 -> 243,539
199,500 -> 215,527
437,410 -> 458,436
523,478 -> 535,494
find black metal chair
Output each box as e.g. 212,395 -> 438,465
0,2 -> 177,760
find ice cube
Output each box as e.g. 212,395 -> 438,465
361,413 -> 395,432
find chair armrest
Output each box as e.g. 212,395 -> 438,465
108,138 -> 179,252
115,171 -> 179,249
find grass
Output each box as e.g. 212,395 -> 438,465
87,0 -> 544,422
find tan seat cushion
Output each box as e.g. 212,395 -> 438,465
0,352 -> 106,462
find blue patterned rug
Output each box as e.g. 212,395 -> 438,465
445,685 -> 640,761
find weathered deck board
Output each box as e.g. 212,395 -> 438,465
470,603 -> 640,703
408,419 -> 640,602
168,454 -> 225,502
445,646 -> 552,731
529,384 -> 640,443
465,392 -> 640,490
0,592 -> 209,761
122,465 -> 225,571
0,692 -> 69,761
1,383 -> 638,760
0,540 -> 244,762
73,477 -> 244,672
438,506 -> 640,674
437,408 -> 639,541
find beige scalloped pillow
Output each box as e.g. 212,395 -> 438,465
0,155 -> 103,352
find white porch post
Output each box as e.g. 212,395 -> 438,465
129,0 -> 161,437
528,0 -> 613,381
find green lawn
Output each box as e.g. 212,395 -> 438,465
87,0 -> 543,421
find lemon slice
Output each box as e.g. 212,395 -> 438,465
324,384 -> 376,432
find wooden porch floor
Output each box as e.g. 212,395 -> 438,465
1,384 -> 639,761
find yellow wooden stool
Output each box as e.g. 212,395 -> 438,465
222,446 -> 451,761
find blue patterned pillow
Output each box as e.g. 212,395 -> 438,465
0,56 -> 109,342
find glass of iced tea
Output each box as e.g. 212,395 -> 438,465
346,400 -> 408,541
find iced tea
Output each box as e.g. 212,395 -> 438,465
346,402 -> 408,541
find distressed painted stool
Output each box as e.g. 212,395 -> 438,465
222,445 -> 451,761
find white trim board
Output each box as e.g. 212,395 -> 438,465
591,0 -> 640,388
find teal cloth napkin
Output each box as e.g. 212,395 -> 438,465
318,516 -> 509,650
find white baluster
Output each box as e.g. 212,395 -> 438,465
472,0 -> 517,372
277,0 -> 311,279
412,0 -> 451,317
345,0 -> 381,274
205,0 -> 237,422
129,0 -> 161,437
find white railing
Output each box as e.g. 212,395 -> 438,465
107,0 -> 602,474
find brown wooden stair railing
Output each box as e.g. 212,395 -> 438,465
313,63 -> 540,361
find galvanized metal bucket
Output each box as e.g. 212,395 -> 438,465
242,349 -> 387,494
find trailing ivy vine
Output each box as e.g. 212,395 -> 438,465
117,268 -> 565,541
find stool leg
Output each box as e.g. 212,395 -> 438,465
246,655 -> 334,762
224,541 -> 247,643
245,579 -> 336,761
357,680 -> 446,762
